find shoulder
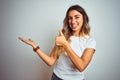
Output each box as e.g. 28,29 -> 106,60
83,35 -> 96,49
87,36 -> 96,43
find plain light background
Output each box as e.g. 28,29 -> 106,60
0,0 -> 120,80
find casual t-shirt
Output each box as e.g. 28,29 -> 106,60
53,35 -> 96,80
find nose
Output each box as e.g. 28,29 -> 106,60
71,18 -> 75,24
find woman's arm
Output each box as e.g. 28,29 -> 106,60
35,45 -> 58,66
55,30 -> 95,72
63,42 -> 95,72
18,37 -> 58,67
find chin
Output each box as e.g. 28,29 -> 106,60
72,28 -> 77,31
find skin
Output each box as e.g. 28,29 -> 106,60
18,10 -> 95,72
68,10 -> 83,36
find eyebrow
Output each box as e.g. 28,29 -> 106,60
68,14 -> 81,17
74,14 -> 81,17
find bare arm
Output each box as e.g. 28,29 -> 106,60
35,45 -> 58,66
18,37 -> 58,67
56,30 -> 95,72
63,42 -> 95,72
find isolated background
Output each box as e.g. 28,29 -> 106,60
0,0 -> 120,80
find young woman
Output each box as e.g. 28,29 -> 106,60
19,5 -> 96,80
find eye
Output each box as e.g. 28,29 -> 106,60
75,16 -> 80,19
68,16 -> 72,20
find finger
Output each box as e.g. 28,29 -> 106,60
59,29 -> 64,36
18,37 -> 24,41
56,43 -> 62,46
28,38 -> 34,42
18,37 -> 27,42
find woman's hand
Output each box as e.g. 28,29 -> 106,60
18,37 -> 37,48
55,30 -> 68,47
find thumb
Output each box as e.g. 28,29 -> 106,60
59,30 -> 64,36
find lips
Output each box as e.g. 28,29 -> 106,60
71,24 -> 78,30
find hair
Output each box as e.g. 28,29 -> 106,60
62,4 -> 90,40
55,5 -> 91,56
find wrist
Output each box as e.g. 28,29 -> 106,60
63,41 -> 69,48
32,44 -> 38,49
33,46 -> 40,52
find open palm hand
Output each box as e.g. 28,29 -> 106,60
18,37 -> 37,48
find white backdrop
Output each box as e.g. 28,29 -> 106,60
0,0 -> 120,80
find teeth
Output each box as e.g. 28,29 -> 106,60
72,26 -> 77,29
72,24 -> 77,27
71,24 -> 78,29
72,25 -> 77,28
73,26 -> 77,27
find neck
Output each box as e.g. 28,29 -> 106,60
72,32 -> 86,37
72,31 -> 80,37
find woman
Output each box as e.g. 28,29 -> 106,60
19,4 -> 96,80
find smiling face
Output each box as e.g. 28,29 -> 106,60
68,10 -> 83,36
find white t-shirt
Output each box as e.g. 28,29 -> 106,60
53,35 -> 96,80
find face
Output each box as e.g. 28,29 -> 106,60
68,10 -> 83,35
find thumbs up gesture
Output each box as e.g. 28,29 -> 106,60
55,30 -> 67,47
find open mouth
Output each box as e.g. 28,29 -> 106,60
71,25 -> 78,30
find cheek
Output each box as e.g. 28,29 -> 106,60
68,20 -> 72,26
80,20 -> 83,26
79,19 -> 83,26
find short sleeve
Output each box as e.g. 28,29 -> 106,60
85,37 -> 96,50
